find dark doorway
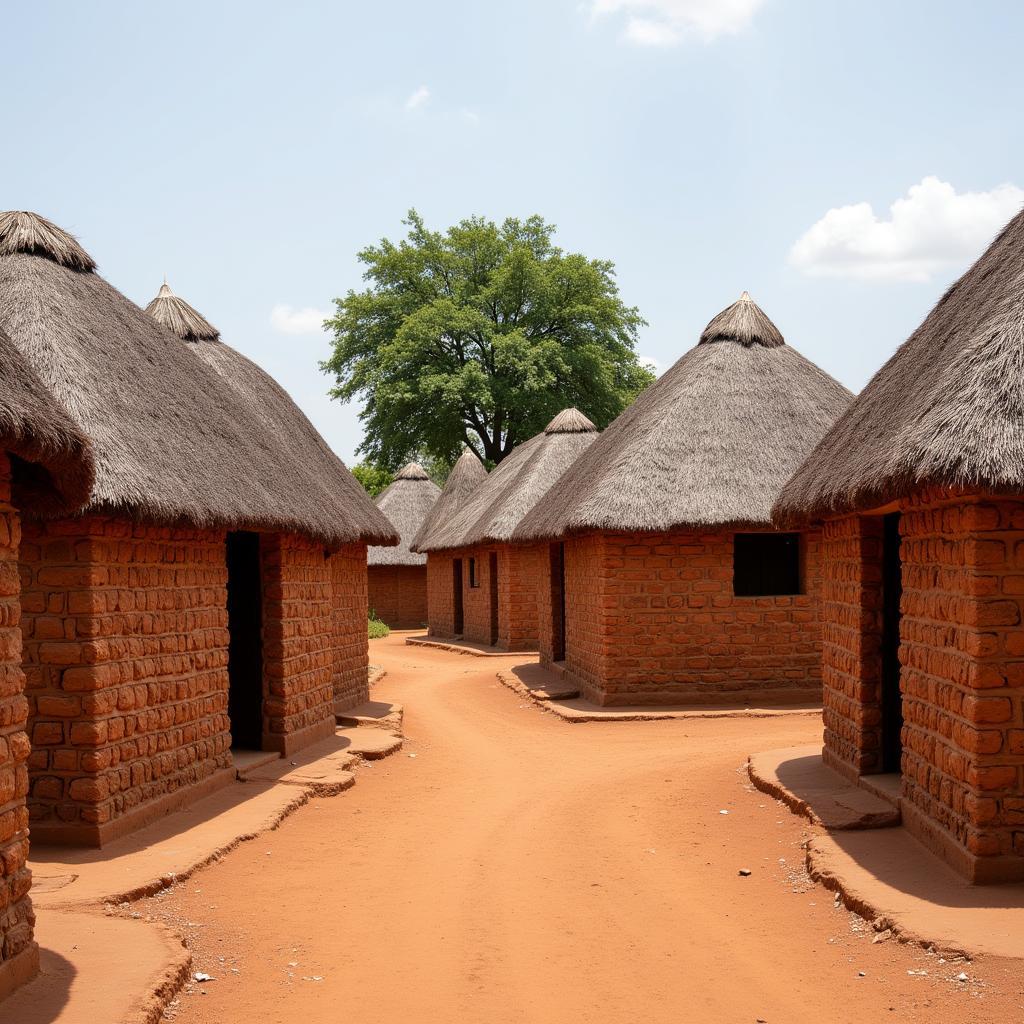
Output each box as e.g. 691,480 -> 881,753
488,551 -> 499,646
226,531 -> 264,750
880,513 -> 904,773
550,542 -> 566,661
452,558 -> 464,635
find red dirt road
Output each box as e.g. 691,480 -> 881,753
146,634 -> 1023,1023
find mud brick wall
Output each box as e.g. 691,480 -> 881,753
461,546 -> 497,646
819,515 -> 884,780
329,543 -> 369,712
537,544 -> 558,663
896,493 -> 1024,879
0,455 -> 34,972
562,529 -> 823,706
21,516 -> 232,842
261,534 -> 337,748
496,544 -> 540,651
425,553 -> 457,638
367,565 -> 427,630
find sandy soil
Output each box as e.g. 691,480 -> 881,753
141,634 -> 1024,1024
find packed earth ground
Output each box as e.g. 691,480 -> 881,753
127,634 -> 1024,1024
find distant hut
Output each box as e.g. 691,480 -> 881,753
366,463 -> 441,629
775,209 -> 1024,883
410,449 -> 488,638
0,211 -> 396,847
417,410 -> 597,649
514,293 -> 852,705
0,324 -> 92,996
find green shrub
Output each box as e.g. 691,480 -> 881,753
368,618 -> 390,639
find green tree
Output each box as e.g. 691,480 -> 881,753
350,461 -> 393,497
323,210 -> 652,466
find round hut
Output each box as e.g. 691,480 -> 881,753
366,463 -> 441,629
775,207 -> 1024,883
145,277 -> 400,718
514,293 -> 852,705
417,409 -> 598,650
410,449 -> 488,639
0,323 -> 93,997
0,210 -> 397,848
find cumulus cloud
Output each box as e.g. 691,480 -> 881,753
589,0 -> 766,45
789,176 -> 1024,283
405,85 -> 431,110
270,305 -> 331,335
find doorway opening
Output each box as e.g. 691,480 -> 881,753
880,512 -> 904,774
226,531 -> 264,750
488,551 -> 499,646
550,542 -> 566,661
452,558 -> 464,635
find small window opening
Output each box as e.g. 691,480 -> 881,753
469,557 -> 479,588
733,533 -> 801,596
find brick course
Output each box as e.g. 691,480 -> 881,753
367,565 -> 427,630
823,492 -> 1024,882
552,529 -> 823,706
0,455 -> 35,982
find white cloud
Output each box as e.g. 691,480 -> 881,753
589,0 -> 766,45
270,305 -> 331,335
789,177 -> 1024,283
639,354 -> 665,376
405,85 -> 431,110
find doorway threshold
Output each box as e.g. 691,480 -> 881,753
858,772 -> 902,809
232,749 -> 281,778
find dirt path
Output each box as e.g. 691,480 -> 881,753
143,634 -> 1023,1024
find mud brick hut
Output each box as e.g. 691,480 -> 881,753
410,449 -> 487,638
514,293 -> 852,706
775,209 -> 1024,884
0,211 -> 396,848
0,323 -> 92,999
414,411 -> 597,650
365,463 -> 441,629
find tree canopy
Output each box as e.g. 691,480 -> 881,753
323,210 -> 652,466
350,462 -> 392,497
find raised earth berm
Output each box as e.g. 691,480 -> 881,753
405,634 -> 539,657
499,664 -> 822,723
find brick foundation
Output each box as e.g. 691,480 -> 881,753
549,529 -> 823,706
330,544 -> 369,712
368,565 -> 427,630
822,491 -> 1024,882
425,544 -> 540,650
0,454 -> 37,991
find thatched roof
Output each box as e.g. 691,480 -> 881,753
418,409 -> 599,551
0,324 -> 93,512
514,293 -> 853,540
368,463 -> 441,566
140,275 -> 397,546
775,209 -> 1024,525
410,449 -> 488,553
0,211 -> 396,546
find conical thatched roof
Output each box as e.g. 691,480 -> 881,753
0,323 -> 93,512
776,209 -> 1024,525
367,462 -> 441,566
410,449 -> 488,553
514,294 -> 853,540
139,275 -> 396,546
418,409 -> 599,551
0,211 -> 396,546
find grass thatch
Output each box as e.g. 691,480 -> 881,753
418,409 -> 598,551
0,212 -> 397,546
368,462 -> 441,565
144,281 -> 219,341
0,324 -> 94,512
775,208 -> 1024,526
514,294 -> 852,540
0,211 -> 95,272
410,449 -> 488,553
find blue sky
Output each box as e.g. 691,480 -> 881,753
6,1 -> 1024,464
